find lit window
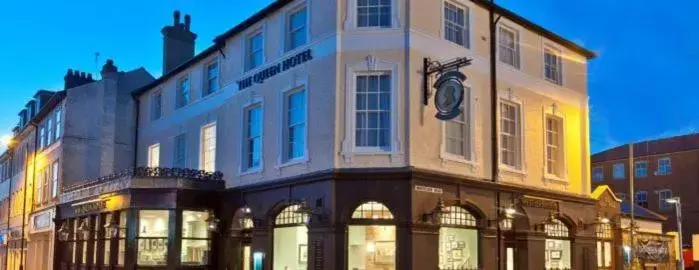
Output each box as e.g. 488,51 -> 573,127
35,170 -> 43,205
357,0 -> 392,28
205,62 -> 219,96
545,116 -> 564,177
148,143 -> 160,168
355,74 -> 391,150
103,213 -> 112,266
244,105 -> 262,170
498,26 -> 520,68
613,163 -> 625,179
658,189 -> 672,210
287,7 -> 307,51
47,118 -> 53,145
444,2 -> 469,47
137,210 -> 169,266
55,107 -> 62,140
544,46 -> 563,85
635,161 -> 648,178
42,165 -> 49,203
273,205 -> 308,270
39,126 -> 46,149
118,212 -> 126,266
151,91 -> 162,121
284,89 -> 306,162
182,211 -> 211,265
439,206 -> 478,269
348,202 -> 395,270
545,219 -> 571,270
51,161 -> 59,198
500,101 -> 521,168
596,222 -> 613,269
173,133 -> 186,168
658,158 -> 671,175
176,76 -> 190,109
246,32 -> 264,71
445,88 -> 471,159
200,124 -> 217,172
636,191 -> 648,208
592,166 -> 603,182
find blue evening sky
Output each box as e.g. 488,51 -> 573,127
0,0 -> 697,154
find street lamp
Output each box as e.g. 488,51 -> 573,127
666,196 -> 684,270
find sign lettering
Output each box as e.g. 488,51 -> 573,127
237,49 -> 313,90
415,185 -> 443,194
520,197 -> 559,211
73,200 -> 107,215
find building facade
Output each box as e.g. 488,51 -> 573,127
47,0 -> 598,269
591,134 -> 699,250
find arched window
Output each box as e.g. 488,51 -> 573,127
544,218 -> 571,270
439,206 -> 479,269
348,201 -> 396,270
273,204 -> 308,270
596,222 -> 613,269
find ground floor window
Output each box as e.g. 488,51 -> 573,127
182,210 -> 212,265
439,206 -> 479,269
273,204 -> 309,270
137,210 -> 169,266
545,218 -> 571,270
348,201 -> 396,270
596,222 -> 613,269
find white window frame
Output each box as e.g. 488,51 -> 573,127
151,90 -> 163,121
657,189 -> 672,211
51,160 -> 59,198
543,111 -> 566,181
543,44 -> 563,85
442,1 -> 471,49
200,122 -> 217,172
47,118 -> 53,146
657,157 -> 671,175
634,160 -> 648,178
440,84 -> 475,164
497,24 -> 521,69
612,163 -> 625,179
175,75 -> 191,109
147,143 -> 160,168
54,107 -> 62,141
245,29 -> 265,72
284,3 -> 310,53
278,77 -> 309,166
341,57 -> 402,160
592,166 -> 603,182
241,101 -> 264,174
173,133 -> 187,169
344,0 -> 400,30
498,95 -> 525,173
203,60 -> 220,97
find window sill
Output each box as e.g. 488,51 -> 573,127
238,167 -> 262,176
440,154 -> 477,166
544,77 -> 563,87
277,156 -> 309,169
499,165 -> 526,176
543,175 -> 569,185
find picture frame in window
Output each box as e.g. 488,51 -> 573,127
374,241 -> 395,264
298,244 -> 307,263
550,250 -> 562,260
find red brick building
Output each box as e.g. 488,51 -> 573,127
591,133 -> 699,247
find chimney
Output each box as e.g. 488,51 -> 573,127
64,68 -> 95,89
101,59 -> 119,78
161,10 -> 197,74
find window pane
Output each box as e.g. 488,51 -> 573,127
137,238 -> 168,266
183,211 -> 210,238
348,225 -> 396,270
439,227 -> 478,269
273,226 -> 308,270
545,239 -> 571,269
118,239 -> 125,265
201,124 -> 217,172
289,8 -> 307,50
139,210 -> 169,237
182,239 -> 211,265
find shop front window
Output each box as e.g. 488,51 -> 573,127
544,218 -> 571,270
596,222 -> 613,269
348,201 -> 396,270
118,211 -> 126,266
182,210 -> 212,265
137,210 -> 169,266
273,204 -> 309,270
234,207 -> 254,270
439,206 -> 479,270
103,213 -> 112,266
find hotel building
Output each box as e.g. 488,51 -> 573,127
47,0 -> 601,269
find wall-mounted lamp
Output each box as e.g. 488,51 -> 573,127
57,222 -> 70,241
422,199 -> 450,224
206,213 -> 221,232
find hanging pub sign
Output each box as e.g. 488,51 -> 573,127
635,238 -> 669,263
237,49 -> 313,90
422,57 -> 472,121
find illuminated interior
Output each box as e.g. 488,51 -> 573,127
137,210 -> 169,266
348,201 -> 396,270
544,219 -> 571,269
182,210 -> 211,265
273,205 -> 308,270
438,206 -> 478,269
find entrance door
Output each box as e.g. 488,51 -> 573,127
505,244 -> 516,270
242,244 -> 251,270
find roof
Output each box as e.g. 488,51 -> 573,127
133,0 -> 595,98
591,185 -> 622,202
620,201 -> 667,222
592,133 -> 699,163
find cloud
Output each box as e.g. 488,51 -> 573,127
638,125 -> 698,142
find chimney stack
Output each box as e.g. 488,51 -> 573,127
161,10 -> 197,74
64,68 -> 95,89
101,59 -> 119,78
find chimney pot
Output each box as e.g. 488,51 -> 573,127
174,10 -> 181,25
87,73 -> 93,80
184,14 -> 191,30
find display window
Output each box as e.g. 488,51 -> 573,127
181,210 -> 212,265
544,218 -> 571,270
137,210 -> 169,266
273,204 -> 309,270
348,201 -> 396,270
439,206 -> 479,270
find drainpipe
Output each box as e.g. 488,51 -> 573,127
19,122 -> 38,270
4,146 -> 14,269
488,1 -> 502,270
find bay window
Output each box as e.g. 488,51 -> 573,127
137,210 -> 169,266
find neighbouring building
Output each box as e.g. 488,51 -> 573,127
591,134 -> 699,254
52,0 -> 599,269
0,62 -> 153,270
